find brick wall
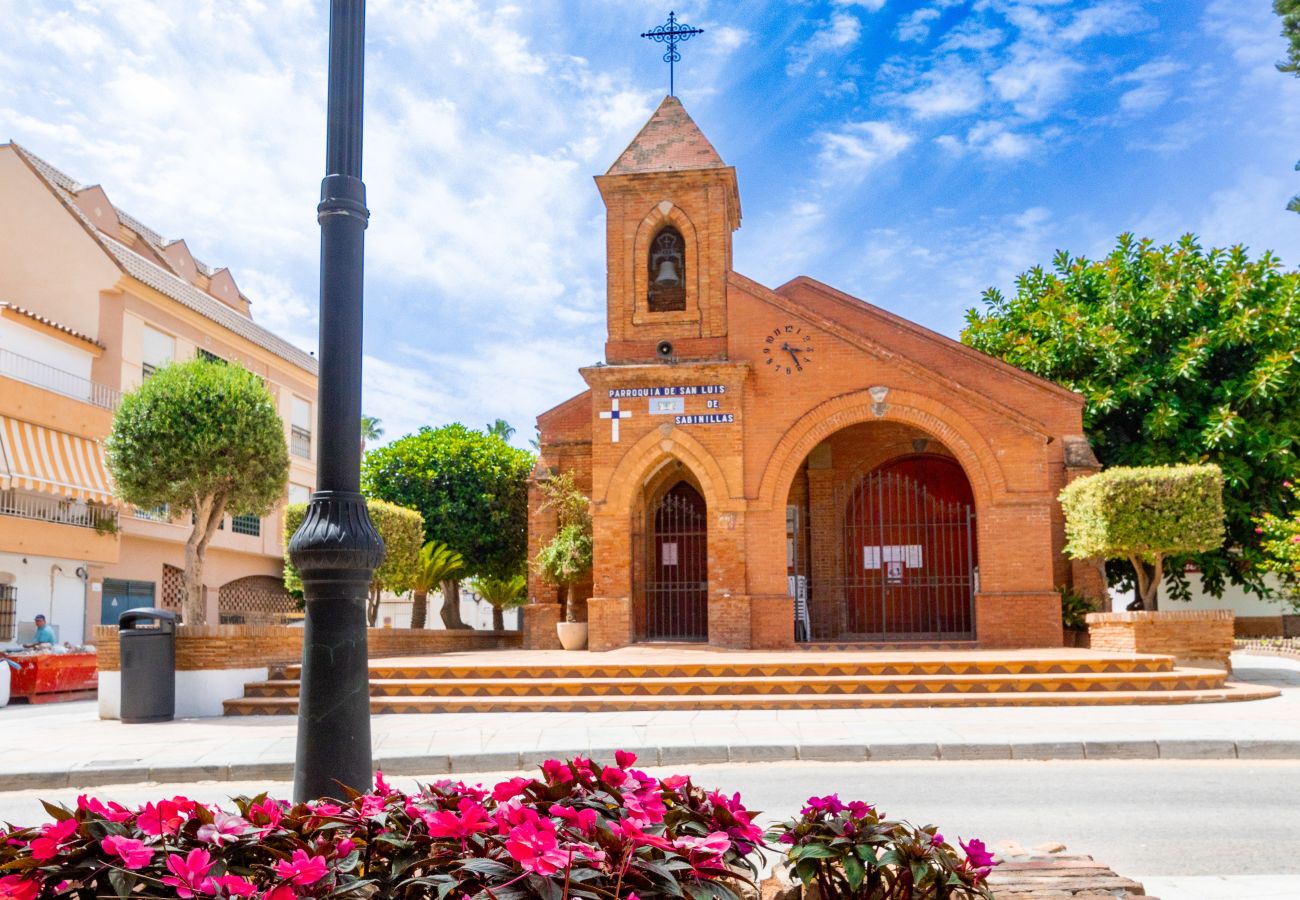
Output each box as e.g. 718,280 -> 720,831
975,593 -> 1063,648
1235,615 -> 1285,639
95,625 -> 520,671
1086,609 -> 1234,671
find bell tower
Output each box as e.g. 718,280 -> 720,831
595,96 -> 741,365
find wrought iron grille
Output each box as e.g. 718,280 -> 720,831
291,426 -> 312,458
644,482 -> 709,641
0,584 -> 16,642
161,564 -> 184,612
807,469 -> 976,641
218,575 -> 296,625
230,514 -> 261,536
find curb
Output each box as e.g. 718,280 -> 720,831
5,739 -> 1300,793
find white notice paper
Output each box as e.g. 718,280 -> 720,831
661,542 -> 679,566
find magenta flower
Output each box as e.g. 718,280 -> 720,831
541,760 -> 574,784
77,795 -> 132,823
357,795 -> 387,817
248,798 -> 284,831
374,770 -> 394,795
931,831 -> 945,846
0,875 -> 39,900
197,811 -> 249,846
960,837 -> 997,878
601,765 -> 628,787
275,849 -> 328,887
138,799 -> 189,837
505,820 -> 569,875
801,794 -> 845,816
660,774 -> 689,791
611,819 -> 673,852
162,848 -> 214,898
29,818 -> 78,861
673,831 -> 731,869
491,776 -> 532,802
615,750 -> 637,768
101,835 -> 153,870
425,798 -> 491,839
261,885 -> 295,900
202,874 -> 258,897
551,804 -> 598,836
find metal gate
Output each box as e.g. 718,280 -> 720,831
837,468 -> 976,640
645,481 -> 708,641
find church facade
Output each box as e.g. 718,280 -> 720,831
526,97 -> 1102,651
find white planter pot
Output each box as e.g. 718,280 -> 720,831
556,622 -> 588,651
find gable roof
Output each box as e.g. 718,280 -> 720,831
606,96 -> 727,175
6,142 -> 316,375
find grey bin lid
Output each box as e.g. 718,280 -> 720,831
119,608 -> 177,632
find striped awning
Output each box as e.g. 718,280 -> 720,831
0,416 -> 115,504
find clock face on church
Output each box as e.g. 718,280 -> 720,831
762,324 -> 814,375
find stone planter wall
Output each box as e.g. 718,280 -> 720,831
1085,609 -> 1234,671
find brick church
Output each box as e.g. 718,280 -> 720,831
526,96 -> 1102,651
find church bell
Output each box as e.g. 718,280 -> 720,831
655,258 -> 681,288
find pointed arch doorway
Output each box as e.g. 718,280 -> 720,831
644,481 -> 709,641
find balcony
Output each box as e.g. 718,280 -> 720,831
291,426 -> 312,459
0,489 -> 119,531
0,348 -> 120,410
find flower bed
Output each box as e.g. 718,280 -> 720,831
1236,637 -> 1300,661
0,755 -> 994,900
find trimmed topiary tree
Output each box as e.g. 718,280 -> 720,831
1059,465 -> 1226,610
285,499 -> 424,626
106,359 -> 288,625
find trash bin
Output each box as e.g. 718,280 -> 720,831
118,608 -> 176,723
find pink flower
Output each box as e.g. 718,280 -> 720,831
960,838 -> 997,878
374,770 -> 393,795
162,849 -> 214,898
202,874 -> 258,898
931,831 -> 945,846
333,838 -> 357,859
30,818 -> 78,860
248,798 -> 284,831
197,811 -> 249,846
660,774 -> 689,791
1291,535 -> 1300,544
0,875 -> 39,900
674,831 -> 731,869
601,766 -> 628,788
425,798 -> 491,839
491,777 -> 532,802
541,760 -> 573,784
311,803 -> 343,816
138,799 -> 190,837
611,819 -> 672,851
78,795 -> 132,823
357,795 -> 387,817
505,820 -> 570,876
101,835 -> 153,870
261,885 -> 295,900
615,750 -> 637,768
1256,527 -> 1265,534
551,804 -> 598,836
623,790 -> 666,826
802,794 -> 845,816
275,849 -> 328,887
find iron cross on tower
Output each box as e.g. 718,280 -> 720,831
641,11 -> 704,96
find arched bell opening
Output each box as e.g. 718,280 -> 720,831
783,422 -> 979,643
633,462 -> 709,642
647,226 -> 686,313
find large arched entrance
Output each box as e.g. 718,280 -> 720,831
784,422 -> 979,643
644,481 -> 709,641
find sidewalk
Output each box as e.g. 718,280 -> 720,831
2,652 -> 1297,791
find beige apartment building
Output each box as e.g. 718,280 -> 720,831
0,143 -> 318,645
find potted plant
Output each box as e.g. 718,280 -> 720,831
1058,586 -> 1092,648
534,472 -> 593,650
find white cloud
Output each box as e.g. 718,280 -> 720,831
817,121 -> 915,177
788,12 -> 863,75
897,8 -> 941,43
1114,58 -> 1184,113
833,0 -> 887,10
935,120 -> 1040,160
988,46 -> 1082,118
892,63 -> 986,118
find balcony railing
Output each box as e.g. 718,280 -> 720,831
0,488 -> 119,531
291,426 -> 312,459
0,347 -> 120,410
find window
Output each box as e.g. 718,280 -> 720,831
0,584 -> 16,642
142,325 -> 174,379
291,397 -> 312,459
197,348 -> 225,364
231,514 -> 261,536
288,483 -> 311,506
647,226 -> 686,313
133,503 -> 171,522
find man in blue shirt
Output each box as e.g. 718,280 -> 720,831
32,614 -> 56,644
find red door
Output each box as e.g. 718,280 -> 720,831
646,482 -> 708,641
843,456 -> 976,639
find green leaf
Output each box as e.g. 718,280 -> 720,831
843,853 -> 866,890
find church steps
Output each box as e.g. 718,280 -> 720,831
282,655 -> 1178,682
240,668 -> 1226,700
222,680 -> 1277,716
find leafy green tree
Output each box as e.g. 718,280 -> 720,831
1060,465 -> 1226,610
1255,479 -> 1300,609
362,423 -> 534,629
1277,1 -> 1300,212
486,419 -> 516,441
409,541 -> 465,630
468,572 -> 527,631
284,499 -> 424,626
107,359 -> 288,624
963,234 -> 1300,600
533,472 -> 593,623
361,414 -> 384,450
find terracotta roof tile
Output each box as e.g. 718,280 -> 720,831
606,96 -> 726,175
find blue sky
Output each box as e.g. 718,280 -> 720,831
2,0 -> 1298,447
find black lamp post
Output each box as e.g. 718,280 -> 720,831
288,0 -> 384,802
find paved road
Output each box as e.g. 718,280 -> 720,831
1,760 -> 1297,893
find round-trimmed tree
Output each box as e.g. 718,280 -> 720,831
106,359 -> 289,624
361,423 -> 534,629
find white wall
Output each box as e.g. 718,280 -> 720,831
0,317 -> 95,387
1110,572 -> 1294,616
372,590 -> 519,631
0,551 -> 88,647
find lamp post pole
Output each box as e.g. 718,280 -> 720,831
289,0 -> 384,802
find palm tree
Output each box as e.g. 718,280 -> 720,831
469,573 -> 527,631
486,418 -> 515,441
361,415 -> 384,451
409,541 -> 464,630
